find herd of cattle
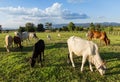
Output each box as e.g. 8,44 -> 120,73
5,31 -> 39,52
4,30 -> 110,75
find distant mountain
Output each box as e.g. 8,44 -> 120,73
2,22 -> 120,30
53,22 -> 120,28
2,27 -> 18,30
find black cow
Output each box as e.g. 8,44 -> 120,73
13,36 -> 23,51
30,39 -> 45,67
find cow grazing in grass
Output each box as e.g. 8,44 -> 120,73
87,30 -> 110,46
14,31 -> 38,42
29,32 -> 39,41
14,31 -> 29,42
67,36 -> 106,75
30,39 -> 45,67
58,33 -> 61,37
13,36 -> 23,51
5,35 -> 13,52
47,35 -> 51,40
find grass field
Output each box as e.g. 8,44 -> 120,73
0,31 -> 120,82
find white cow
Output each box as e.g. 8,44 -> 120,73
14,31 -> 38,42
47,34 -> 51,40
67,36 -> 106,75
14,31 -> 29,41
20,32 -> 29,41
29,32 -> 39,41
5,35 -> 13,52
57,33 -> 61,37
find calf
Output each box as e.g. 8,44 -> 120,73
5,35 -> 13,52
30,39 -> 45,67
67,36 -> 106,75
13,36 -> 23,51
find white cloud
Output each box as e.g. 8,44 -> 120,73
0,2 -> 89,28
45,2 -> 62,16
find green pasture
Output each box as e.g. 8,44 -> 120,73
0,31 -> 120,82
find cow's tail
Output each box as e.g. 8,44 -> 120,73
104,32 -> 108,40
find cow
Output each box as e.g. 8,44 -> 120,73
67,36 -> 106,75
14,31 -> 29,41
47,34 -> 51,40
58,33 -> 61,37
14,31 -> 38,42
30,39 -> 45,67
5,35 -> 13,52
29,32 -> 39,41
87,30 -> 110,46
13,36 -> 23,51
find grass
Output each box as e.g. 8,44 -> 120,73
0,31 -> 120,82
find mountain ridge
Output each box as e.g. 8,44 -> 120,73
53,22 -> 120,28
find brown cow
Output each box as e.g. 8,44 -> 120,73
87,30 -> 110,46
13,36 -> 23,51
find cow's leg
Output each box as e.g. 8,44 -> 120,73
88,56 -> 93,71
81,55 -> 87,72
89,62 -> 93,72
39,53 -> 43,67
6,46 -> 10,52
69,52 -> 75,67
42,52 -> 45,61
104,38 -> 107,46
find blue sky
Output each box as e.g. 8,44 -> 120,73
0,0 -> 120,29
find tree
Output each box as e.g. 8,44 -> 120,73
25,22 -> 36,32
18,26 -> 26,32
62,26 -> 68,31
96,24 -> 101,31
37,23 -> 45,32
89,22 -> 95,30
67,22 -> 76,31
75,26 -> 79,31
45,22 -> 52,30
108,26 -> 113,32
75,26 -> 84,31
0,25 -> 2,33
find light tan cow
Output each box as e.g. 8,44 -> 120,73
67,36 -> 106,75
5,35 -> 13,52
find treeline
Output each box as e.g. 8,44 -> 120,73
0,22 -> 116,33
18,22 -> 115,32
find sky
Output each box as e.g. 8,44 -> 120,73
0,0 -> 120,29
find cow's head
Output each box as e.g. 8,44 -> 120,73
30,57 -> 36,67
97,61 -> 106,75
